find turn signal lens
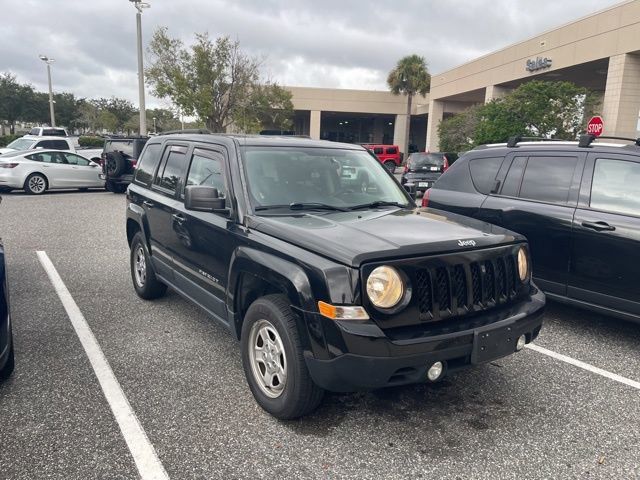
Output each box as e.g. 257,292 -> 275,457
517,247 -> 529,281
318,301 -> 369,320
366,266 -> 404,309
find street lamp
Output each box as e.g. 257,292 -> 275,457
152,116 -> 157,134
39,55 -> 56,127
129,0 -> 150,136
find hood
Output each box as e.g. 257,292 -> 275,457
250,207 -> 523,267
0,148 -> 16,155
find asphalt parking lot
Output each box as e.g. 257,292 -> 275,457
0,190 -> 639,480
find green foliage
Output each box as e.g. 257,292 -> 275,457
146,28 -> 293,133
387,55 -> 431,97
438,80 -> 598,151
0,73 -> 36,134
78,136 -> 104,147
0,134 -> 21,147
234,83 -> 294,133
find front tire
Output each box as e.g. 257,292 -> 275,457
241,294 -> 324,419
24,173 -> 47,195
384,161 -> 396,172
130,232 -> 167,300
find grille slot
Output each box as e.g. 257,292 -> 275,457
416,269 -> 432,317
496,257 -> 507,300
453,265 -> 467,309
470,263 -> 482,305
483,260 -> 496,303
435,267 -> 451,311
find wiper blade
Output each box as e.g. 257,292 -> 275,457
289,202 -> 349,212
348,201 -> 408,211
254,203 -> 348,212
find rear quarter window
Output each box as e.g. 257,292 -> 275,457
469,157 -> 504,194
386,147 -> 398,154
432,156 -> 477,193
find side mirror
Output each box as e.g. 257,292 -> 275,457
184,185 -> 229,215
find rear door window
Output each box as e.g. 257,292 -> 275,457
153,145 -> 188,193
500,156 -> 527,197
518,156 -> 578,204
373,147 -> 383,155
590,158 -> 640,217
386,147 -> 398,155
135,143 -> 163,186
469,157 -> 504,194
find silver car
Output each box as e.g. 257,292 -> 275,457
0,150 -> 104,194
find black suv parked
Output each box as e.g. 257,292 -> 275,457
401,152 -> 453,195
425,135 -> 640,323
101,137 -> 148,193
125,133 -> 544,418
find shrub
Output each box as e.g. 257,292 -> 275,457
78,136 -> 105,148
0,134 -> 21,148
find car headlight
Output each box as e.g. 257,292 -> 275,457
517,247 -> 529,281
366,266 -> 404,309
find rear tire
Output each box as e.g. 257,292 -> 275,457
384,161 -> 396,172
130,232 -> 167,300
106,180 -> 127,194
24,173 -> 47,195
0,337 -> 15,381
241,294 -> 324,419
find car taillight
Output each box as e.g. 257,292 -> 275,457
421,189 -> 431,207
0,163 -> 19,168
131,160 -> 138,169
442,156 -> 449,172
403,164 -> 409,173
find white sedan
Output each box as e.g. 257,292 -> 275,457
0,150 -> 105,194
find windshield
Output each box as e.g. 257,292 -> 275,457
408,153 -> 445,169
242,147 -> 411,212
6,138 -> 36,150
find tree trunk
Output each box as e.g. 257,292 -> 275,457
9,121 -> 15,135
404,94 -> 412,163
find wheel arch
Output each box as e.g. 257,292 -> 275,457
228,247 -> 315,340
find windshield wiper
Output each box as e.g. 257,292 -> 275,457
255,202 -> 348,212
348,201 -> 409,211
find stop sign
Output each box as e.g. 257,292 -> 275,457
587,116 -> 604,137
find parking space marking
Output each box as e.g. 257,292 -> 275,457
37,251 -> 170,480
527,343 -> 640,391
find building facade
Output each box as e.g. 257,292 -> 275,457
286,0 -> 640,153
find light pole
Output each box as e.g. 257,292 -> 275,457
152,116 -> 157,134
39,55 -> 56,127
129,0 -> 150,136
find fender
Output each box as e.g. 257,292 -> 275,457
227,246 -> 316,314
126,197 -> 151,250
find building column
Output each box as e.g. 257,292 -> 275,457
426,100 -> 444,152
393,114 -> 408,154
485,85 -> 510,103
602,53 -> 640,138
309,110 -> 321,140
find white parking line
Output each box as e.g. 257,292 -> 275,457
37,251 -> 170,480
526,343 -> 640,391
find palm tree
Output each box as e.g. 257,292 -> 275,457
387,55 -> 431,163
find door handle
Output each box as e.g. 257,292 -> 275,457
172,213 -> 187,224
143,200 -> 155,208
581,221 -> 615,232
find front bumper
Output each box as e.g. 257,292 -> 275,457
302,288 -> 545,392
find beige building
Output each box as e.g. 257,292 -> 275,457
286,0 -> 640,153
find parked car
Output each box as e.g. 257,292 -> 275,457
0,200 -> 14,380
401,152 -> 451,195
27,127 -> 68,137
0,135 -> 102,161
425,135 -> 640,323
0,150 -> 104,194
362,144 -> 401,171
126,133 -> 544,419
100,136 -> 148,193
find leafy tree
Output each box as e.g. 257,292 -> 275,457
387,55 -> 431,160
438,80 -> 597,151
235,82 -> 294,133
98,110 -> 118,133
0,73 -> 35,134
438,105 -> 482,153
146,28 -> 293,132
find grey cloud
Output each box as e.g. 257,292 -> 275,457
1,0 -> 623,108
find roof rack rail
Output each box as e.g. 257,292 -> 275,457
158,128 -> 212,136
506,136 -> 566,148
578,134 -> 640,148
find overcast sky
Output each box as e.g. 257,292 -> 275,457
0,0 -> 624,109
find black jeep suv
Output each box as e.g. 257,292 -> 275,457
101,137 -> 148,193
125,134 -> 545,419
425,135 -> 640,323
